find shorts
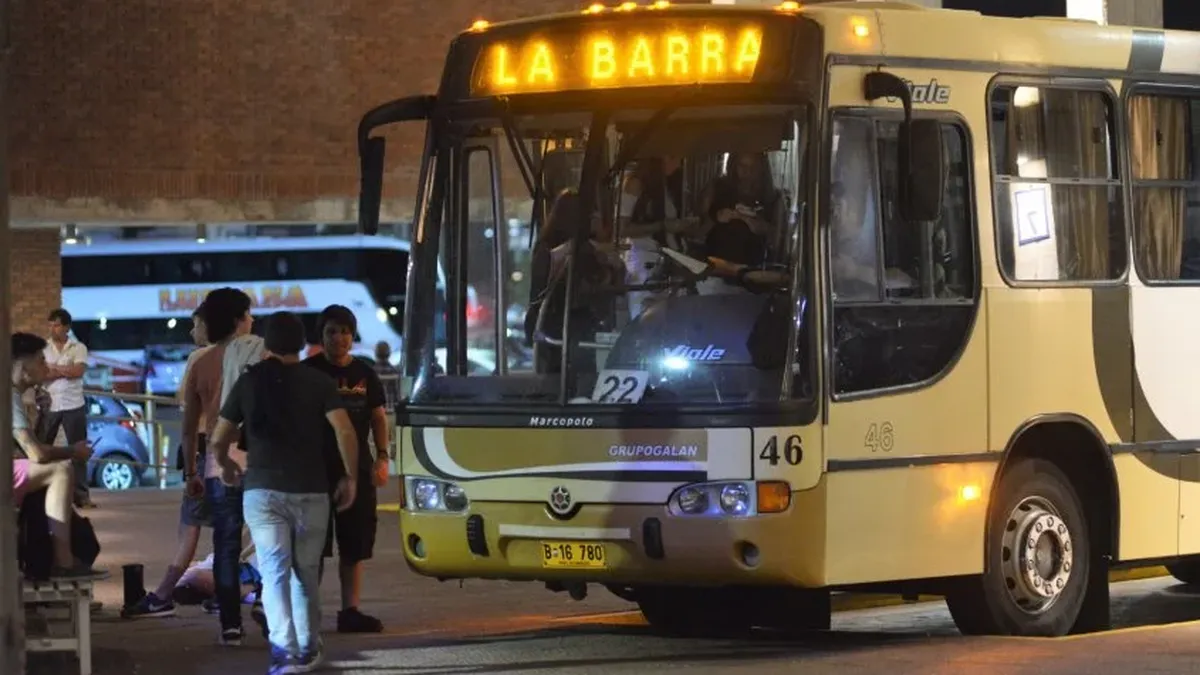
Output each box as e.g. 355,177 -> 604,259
13,459 -> 30,506
322,479 -> 378,563
180,490 -> 211,528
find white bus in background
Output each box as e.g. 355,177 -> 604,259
61,235 -> 451,395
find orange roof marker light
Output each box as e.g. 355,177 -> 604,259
851,17 -> 871,38
652,0 -> 670,8
583,3 -> 605,14
776,1 -> 801,12
469,19 -> 489,32
615,1 -> 638,11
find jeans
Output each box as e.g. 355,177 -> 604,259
39,406 -> 89,502
243,489 -> 330,657
206,478 -> 245,631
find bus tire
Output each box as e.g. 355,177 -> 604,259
635,587 -> 753,637
1166,560 -> 1200,585
945,458 -> 1090,637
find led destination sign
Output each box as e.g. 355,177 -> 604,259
470,20 -> 766,97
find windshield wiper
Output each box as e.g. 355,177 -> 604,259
499,100 -> 538,197
499,101 -> 550,249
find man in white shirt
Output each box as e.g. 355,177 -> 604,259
41,308 -> 93,508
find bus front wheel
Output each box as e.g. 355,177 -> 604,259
635,587 -> 753,637
1166,560 -> 1200,585
946,458 -> 1091,637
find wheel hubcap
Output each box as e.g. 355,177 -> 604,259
1001,495 -> 1072,614
101,462 -> 134,490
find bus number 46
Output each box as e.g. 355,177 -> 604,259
864,422 -> 895,453
759,435 -> 803,466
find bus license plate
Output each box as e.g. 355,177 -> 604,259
540,541 -> 607,569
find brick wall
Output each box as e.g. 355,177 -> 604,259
9,0 -> 579,212
7,230 -> 62,334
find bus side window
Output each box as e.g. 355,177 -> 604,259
990,85 -> 1124,282
830,115 -> 977,396
1128,92 -> 1200,281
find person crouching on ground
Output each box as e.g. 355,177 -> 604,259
209,311 -> 359,675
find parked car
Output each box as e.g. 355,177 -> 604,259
84,394 -> 151,491
142,343 -> 195,397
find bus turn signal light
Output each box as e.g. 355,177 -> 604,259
757,481 -> 791,513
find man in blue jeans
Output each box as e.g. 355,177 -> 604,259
211,311 -> 359,674
181,288 -> 263,645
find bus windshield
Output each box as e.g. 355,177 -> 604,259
406,101 -> 811,409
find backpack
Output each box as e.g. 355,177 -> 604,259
17,487 -> 101,581
17,488 -> 53,581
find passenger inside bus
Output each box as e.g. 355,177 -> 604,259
525,188 -> 625,374
614,150 -> 794,305
829,177 -> 917,300
614,156 -> 700,315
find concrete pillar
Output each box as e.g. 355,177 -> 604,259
1068,0 -> 1163,27
0,0 -> 23,669
1105,0 -> 1162,28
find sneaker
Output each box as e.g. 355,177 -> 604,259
121,592 -> 176,619
251,601 -> 269,640
201,598 -> 221,615
337,607 -> 383,633
266,650 -> 294,675
220,626 -> 245,646
291,641 -> 325,673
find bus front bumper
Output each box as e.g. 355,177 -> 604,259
398,494 -> 827,587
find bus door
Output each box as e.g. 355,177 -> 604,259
820,67 -> 988,585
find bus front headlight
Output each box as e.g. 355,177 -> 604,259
407,477 -> 469,513
719,483 -> 751,516
669,481 -> 756,518
676,486 -> 710,514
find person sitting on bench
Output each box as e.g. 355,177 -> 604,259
10,332 -> 105,579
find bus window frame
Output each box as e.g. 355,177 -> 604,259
821,106 -> 982,404
443,138 -> 507,377
984,75 -> 1129,289
399,91 -> 825,428
1121,81 -> 1200,288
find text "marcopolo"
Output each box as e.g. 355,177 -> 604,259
609,445 -> 701,458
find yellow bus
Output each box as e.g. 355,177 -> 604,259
356,0 -> 1200,637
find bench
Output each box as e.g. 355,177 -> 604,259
23,577 -> 96,675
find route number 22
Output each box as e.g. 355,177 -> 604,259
759,434 -> 803,466
590,370 -> 649,404
864,422 -> 895,453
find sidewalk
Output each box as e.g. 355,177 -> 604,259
27,482 -> 632,674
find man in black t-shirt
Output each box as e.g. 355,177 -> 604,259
303,304 -> 390,634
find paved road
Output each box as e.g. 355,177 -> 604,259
26,486 -> 1200,674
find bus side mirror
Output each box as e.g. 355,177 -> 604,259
863,71 -> 946,224
900,119 -> 945,223
359,136 -> 386,236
